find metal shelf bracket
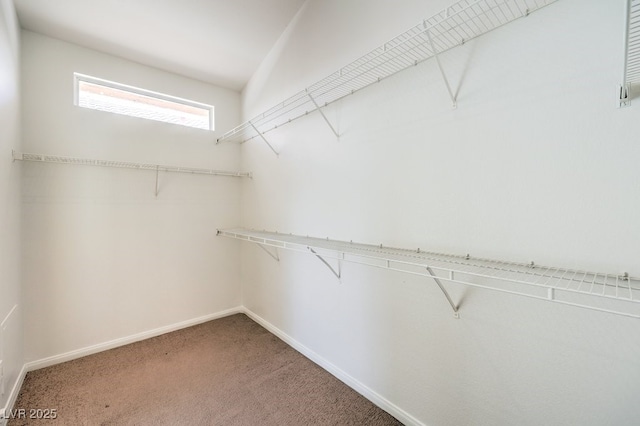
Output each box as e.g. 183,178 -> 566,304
306,90 -> 340,138
426,28 -> 458,109
619,84 -> 631,108
257,244 -> 280,262
427,266 -> 460,318
309,247 -> 341,279
155,165 -> 160,197
249,121 -> 279,157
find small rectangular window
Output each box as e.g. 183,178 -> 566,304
74,73 -> 214,131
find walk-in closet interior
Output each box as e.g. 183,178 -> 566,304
1,0 -> 639,425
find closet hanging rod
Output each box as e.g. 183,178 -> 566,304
12,151 -> 252,178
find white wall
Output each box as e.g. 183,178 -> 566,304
240,1 -> 640,425
20,31 -> 243,363
0,0 -> 22,414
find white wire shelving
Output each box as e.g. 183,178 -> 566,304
621,0 -> 640,106
217,0 -> 558,153
218,228 -> 640,319
13,151 -> 251,196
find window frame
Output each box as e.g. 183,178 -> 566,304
73,72 -> 214,131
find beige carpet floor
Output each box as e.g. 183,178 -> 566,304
10,314 -> 402,425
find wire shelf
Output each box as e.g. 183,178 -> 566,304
625,0 -> 640,85
13,151 -> 252,178
217,0 -> 558,145
218,228 -> 640,319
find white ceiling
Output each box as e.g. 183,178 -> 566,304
14,0 -> 307,91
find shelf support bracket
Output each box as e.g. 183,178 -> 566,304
309,248 -> 341,279
306,90 -> 340,138
257,244 -> 280,262
155,165 -> 160,197
426,29 -> 457,109
426,266 -> 460,318
249,121 -> 279,157
619,84 -> 631,108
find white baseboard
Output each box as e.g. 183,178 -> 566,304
0,363 -> 26,426
241,308 -> 426,426
24,307 -> 243,372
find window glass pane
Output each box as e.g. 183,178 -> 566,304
76,77 -> 213,131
